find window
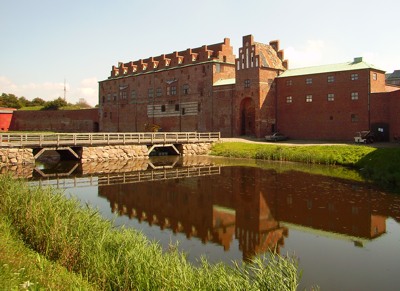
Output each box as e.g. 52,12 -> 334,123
198,102 -> 201,112
351,114 -> 358,122
175,104 -> 180,111
103,112 -> 107,118
244,79 -> 250,88
306,78 -> 312,84
167,86 -> 177,96
113,94 -> 117,102
327,93 -> 334,101
156,87 -> 162,97
215,63 -> 221,73
171,86 -> 177,95
286,80 -> 292,86
182,84 -> 189,95
286,96 -> 292,103
161,105 -> 166,112
306,95 -> 313,102
148,88 -> 154,98
351,73 -> 359,80
107,94 -> 111,102
327,76 -> 335,83
373,73 -> 377,80
131,90 -> 136,100
181,108 -> 185,115
120,91 -> 127,99
351,92 -> 359,100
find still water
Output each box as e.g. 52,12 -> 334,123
22,156 -> 400,290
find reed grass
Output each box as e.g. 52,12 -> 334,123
0,175 -> 300,290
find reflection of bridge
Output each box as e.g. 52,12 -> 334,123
28,166 -> 221,188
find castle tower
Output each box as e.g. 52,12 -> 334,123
234,35 -> 287,137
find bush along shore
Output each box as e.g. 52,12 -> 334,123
0,175 -> 300,290
210,142 -> 400,193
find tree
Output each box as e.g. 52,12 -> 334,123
0,93 -> 21,109
75,98 -> 92,109
18,96 -> 31,107
31,97 -> 46,107
42,97 -> 68,110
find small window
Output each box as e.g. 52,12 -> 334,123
148,88 -> 154,98
198,102 -> 201,112
103,112 -> 107,118
161,105 -> 166,112
306,95 -> 313,102
306,78 -> 312,84
171,86 -> 177,95
351,114 -> 358,122
372,73 -> 377,80
286,80 -> 292,86
181,108 -> 185,115
175,104 -> 180,111
351,92 -> 359,100
244,79 -> 250,88
286,96 -> 292,103
107,94 -> 111,102
351,73 -> 359,80
182,84 -> 189,95
113,94 -> 117,102
327,93 -> 334,101
215,63 -> 221,73
156,87 -> 162,97
327,76 -> 335,83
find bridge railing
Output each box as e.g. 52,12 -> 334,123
0,132 -> 221,147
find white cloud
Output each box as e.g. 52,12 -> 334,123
0,76 -> 99,106
74,77 -> 98,106
285,40 -> 327,69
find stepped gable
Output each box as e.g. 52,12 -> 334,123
109,38 -> 232,78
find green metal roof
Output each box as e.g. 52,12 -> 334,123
213,78 -> 236,86
278,58 -> 385,78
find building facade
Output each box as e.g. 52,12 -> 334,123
99,35 -> 400,141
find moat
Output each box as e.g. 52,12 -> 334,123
16,156 -> 400,290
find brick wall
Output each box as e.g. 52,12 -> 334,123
9,109 -> 99,132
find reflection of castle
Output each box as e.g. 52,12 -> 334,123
99,167 -> 400,261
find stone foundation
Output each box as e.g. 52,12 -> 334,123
0,148 -> 35,166
81,145 -> 149,162
181,143 -> 213,156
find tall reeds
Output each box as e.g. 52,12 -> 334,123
0,175 -> 299,290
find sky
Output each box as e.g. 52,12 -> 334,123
1,0 -> 400,106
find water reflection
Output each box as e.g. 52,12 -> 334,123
7,157 -> 400,289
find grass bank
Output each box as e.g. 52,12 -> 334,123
0,176 -> 299,290
211,142 -> 400,193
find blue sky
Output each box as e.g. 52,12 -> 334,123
1,0 -> 399,106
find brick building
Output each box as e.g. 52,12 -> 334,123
99,35 -> 400,141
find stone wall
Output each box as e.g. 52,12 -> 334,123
81,145 -> 149,162
181,143 -> 213,156
0,148 -> 35,166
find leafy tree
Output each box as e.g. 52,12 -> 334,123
31,97 -> 46,106
18,96 -> 31,107
42,97 -> 68,110
0,93 -> 21,109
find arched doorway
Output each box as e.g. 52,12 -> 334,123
240,98 -> 255,136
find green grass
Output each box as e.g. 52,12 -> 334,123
0,176 -> 300,290
211,142 -> 375,166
